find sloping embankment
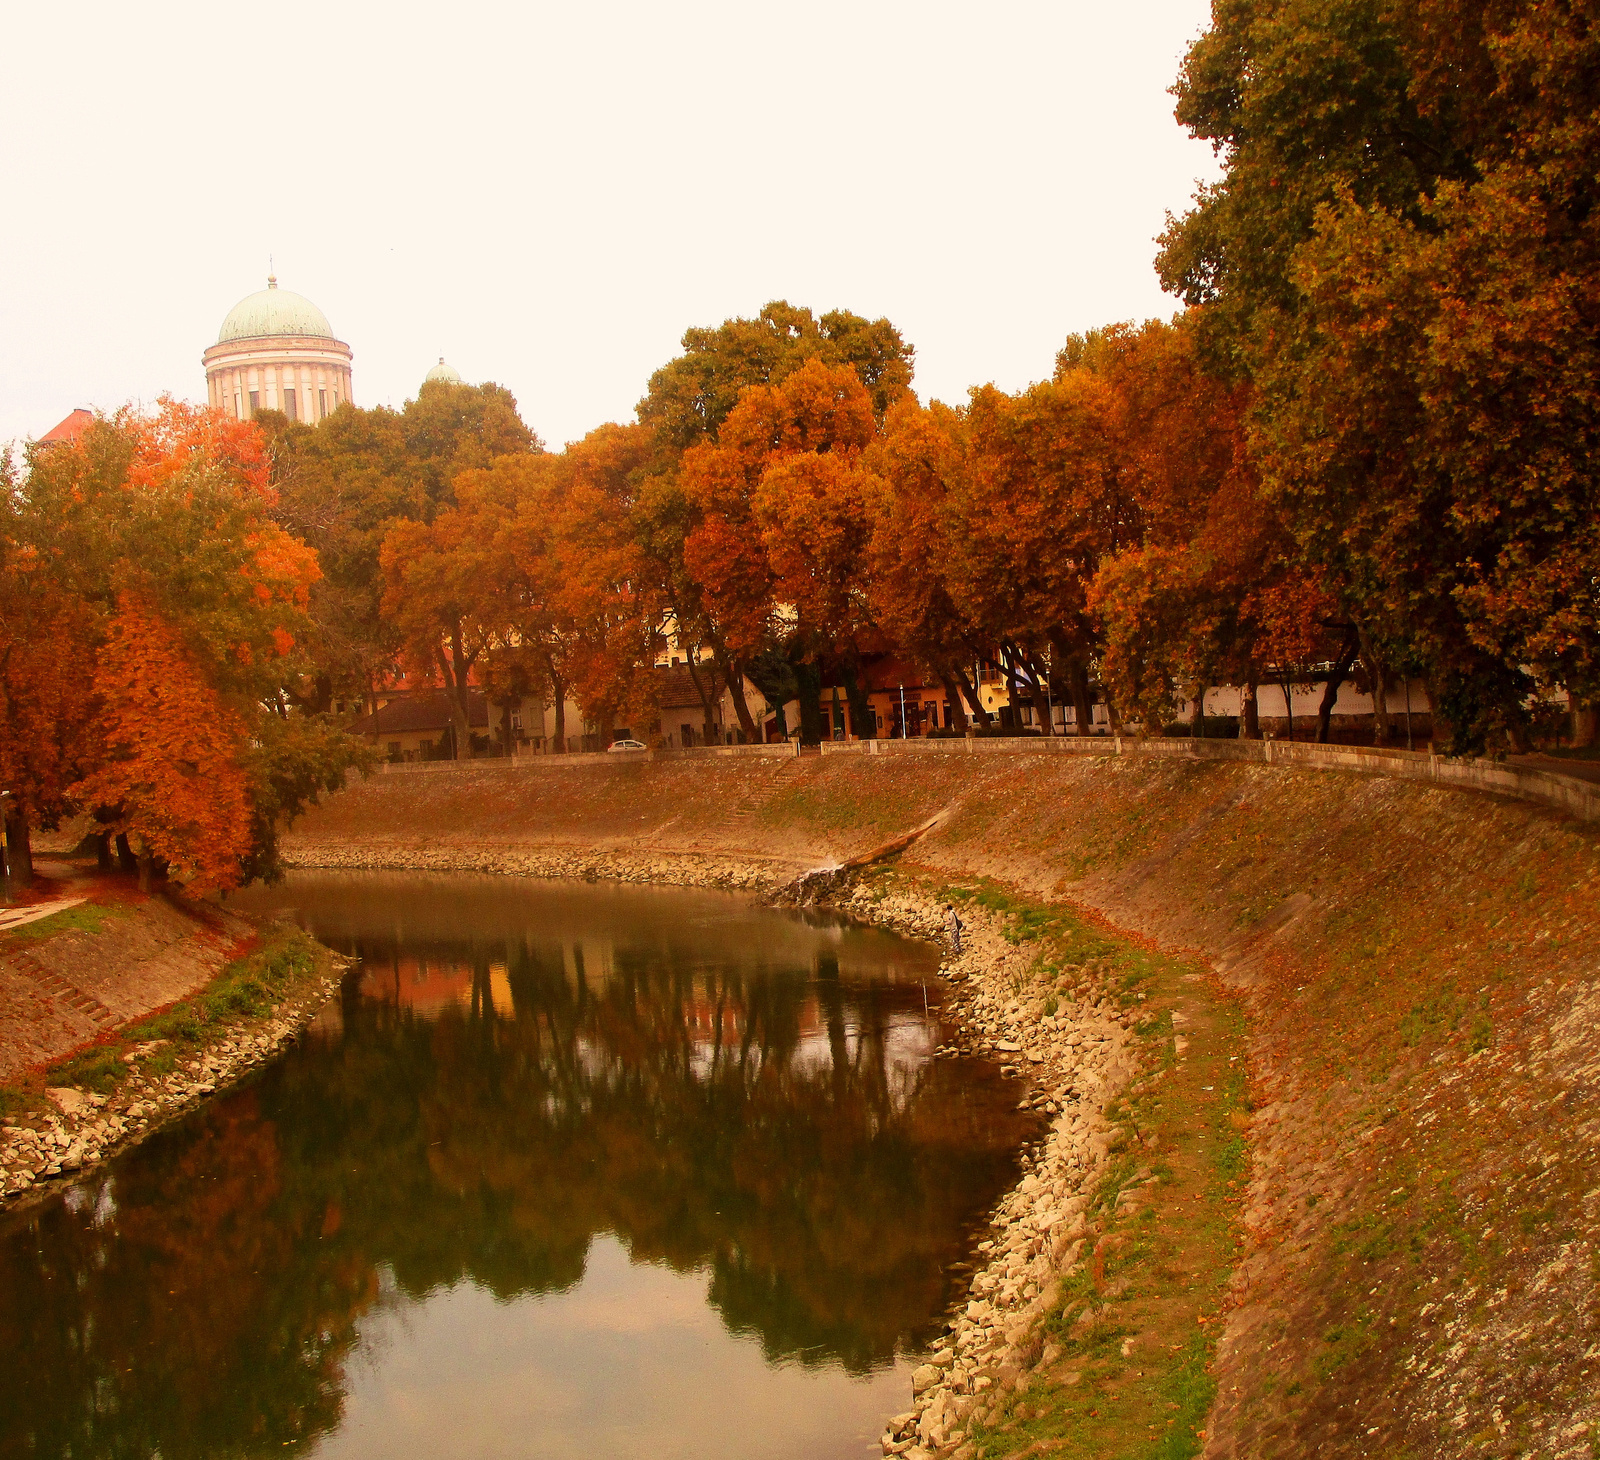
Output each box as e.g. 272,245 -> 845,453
287,751 -> 1600,1459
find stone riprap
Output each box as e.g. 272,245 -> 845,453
831,883 -> 1140,1459
283,841 -> 787,891
0,957 -> 346,1210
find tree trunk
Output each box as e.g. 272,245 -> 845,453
1572,700 -> 1597,749
953,664 -> 992,728
96,832 -> 114,872
683,657 -> 718,745
842,661 -> 875,739
434,642 -> 471,761
728,671 -> 758,742
1065,657 -> 1094,737
1279,673 -> 1296,741
3,810 -> 33,889
552,674 -> 567,753
938,672 -> 968,732
116,833 -> 138,873
1241,681 -> 1260,739
1365,658 -> 1391,746
1192,682 -> 1209,738
137,851 -> 152,895
794,661 -> 824,745
1316,631 -> 1362,743
1106,694 -> 1124,736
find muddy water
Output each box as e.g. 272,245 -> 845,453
0,872 -> 1035,1460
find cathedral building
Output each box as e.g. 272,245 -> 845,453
203,275 -> 353,423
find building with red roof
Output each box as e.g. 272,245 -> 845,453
36,408 -> 94,447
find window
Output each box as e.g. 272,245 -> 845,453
233,391 -> 242,418
318,389 -> 327,418
283,388 -> 297,422
510,710 -> 522,731
248,390 -> 259,416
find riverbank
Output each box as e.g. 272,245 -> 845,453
279,749 -> 1600,1459
0,910 -> 346,1211
820,871 -> 1244,1460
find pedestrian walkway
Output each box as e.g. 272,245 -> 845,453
0,899 -> 86,934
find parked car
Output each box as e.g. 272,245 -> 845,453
607,738 -> 648,752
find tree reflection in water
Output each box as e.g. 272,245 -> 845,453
0,875 -> 1036,1459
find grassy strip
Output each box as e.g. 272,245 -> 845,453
0,924 -> 330,1117
1,902 -> 128,944
922,877 -> 1249,1460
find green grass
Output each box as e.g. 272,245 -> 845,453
1,902 -> 126,944
1,925 -> 329,1108
908,874 -> 1247,1460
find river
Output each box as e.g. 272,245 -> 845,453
0,871 -> 1036,1459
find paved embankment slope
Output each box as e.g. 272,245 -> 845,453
0,869 -> 254,1083
288,750 -> 1600,1460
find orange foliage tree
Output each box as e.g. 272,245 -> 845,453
72,599 -> 254,891
2,399 -> 360,888
678,359 -> 883,741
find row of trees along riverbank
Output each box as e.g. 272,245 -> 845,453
5,0 -> 1598,887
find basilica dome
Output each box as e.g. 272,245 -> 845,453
217,276 -> 335,343
424,357 -> 464,386
203,274 -> 353,424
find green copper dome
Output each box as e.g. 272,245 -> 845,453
217,276 -> 336,344
424,357 -> 464,385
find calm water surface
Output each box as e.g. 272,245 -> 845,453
0,873 -> 1035,1459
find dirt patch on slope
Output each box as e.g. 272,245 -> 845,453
288,753 -> 1600,1458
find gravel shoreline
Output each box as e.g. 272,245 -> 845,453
817,880 -> 1140,1459
0,945 -> 346,1213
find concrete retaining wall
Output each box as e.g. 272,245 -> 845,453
377,733 -> 1600,824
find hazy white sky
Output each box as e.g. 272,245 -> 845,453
2,1 -> 1220,451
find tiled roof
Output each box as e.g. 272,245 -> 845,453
655,663 -> 726,711
351,689 -> 491,736
37,409 -> 94,446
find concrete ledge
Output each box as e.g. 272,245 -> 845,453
372,733 -> 1600,823
377,742 -> 797,773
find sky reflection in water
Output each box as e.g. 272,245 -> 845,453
0,873 -> 1036,1459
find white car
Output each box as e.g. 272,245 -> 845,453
607,739 -> 648,752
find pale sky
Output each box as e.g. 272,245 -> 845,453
2,1 -> 1220,452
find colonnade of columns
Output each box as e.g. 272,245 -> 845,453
203,341 -> 354,422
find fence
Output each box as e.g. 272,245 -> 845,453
375,732 -> 1600,824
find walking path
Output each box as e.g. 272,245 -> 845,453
0,898 -> 87,934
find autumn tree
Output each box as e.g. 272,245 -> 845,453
268,381 -> 541,715
639,301 -> 914,453
5,400 -> 367,888
940,373 -> 1135,735
677,359 -> 885,742
542,423 -> 668,742
380,509 -> 497,759
71,599 -> 254,891
1160,0 -> 1600,751
864,400 -> 988,728
0,457 -> 99,881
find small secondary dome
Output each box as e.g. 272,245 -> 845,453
424,357 -> 464,386
217,275 -> 336,344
